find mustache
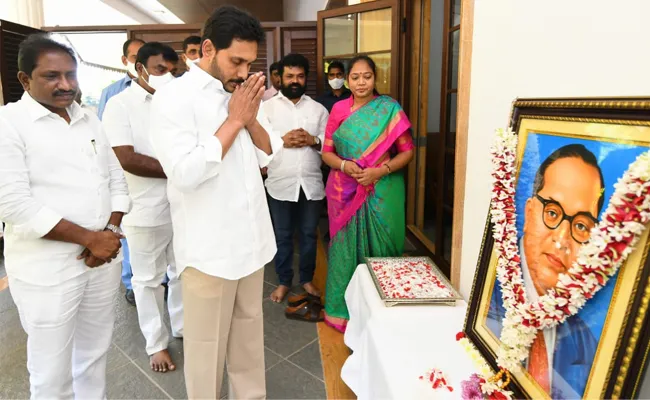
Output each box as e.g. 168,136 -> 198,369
285,83 -> 304,90
228,78 -> 245,85
53,89 -> 76,97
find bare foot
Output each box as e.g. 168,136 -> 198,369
303,282 -> 321,297
150,349 -> 175,373
270,285 -> 290,303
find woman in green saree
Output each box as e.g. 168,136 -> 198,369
321,56 -> 415,333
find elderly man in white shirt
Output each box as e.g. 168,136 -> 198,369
0,34 -> 130,399
149,6 -> 282,399
261,53 -> 328,306
103,42 -> 183,374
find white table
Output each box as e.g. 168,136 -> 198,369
341,265 -> 479,399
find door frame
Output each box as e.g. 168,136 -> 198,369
404,0 -> 474,287
316,0 -> 401,97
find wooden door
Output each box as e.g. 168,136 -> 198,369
0,20 -> 43,105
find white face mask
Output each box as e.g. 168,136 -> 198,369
329,78 -> 345,90
143,67 -> 174,91
126,61 -> 138,77
185,57 -> 195,68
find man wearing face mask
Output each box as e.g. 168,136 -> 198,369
261,53 -> 328,306
150,6 -> 282,398
102,42 -> 183,374
97,38 -> 144,307
181,35 -> 201,69
316,60 -> 351,113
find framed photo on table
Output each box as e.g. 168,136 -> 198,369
464,97 -> 650,400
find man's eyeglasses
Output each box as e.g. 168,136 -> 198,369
535,194 -> 598,244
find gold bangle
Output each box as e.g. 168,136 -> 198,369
341,160 -> 347,171
384,163 -> 391,173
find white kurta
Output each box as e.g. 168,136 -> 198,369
261,92 -> 328,202
103,82 -> 183,354
150,65 -> 283,280
0,92 -> 131,398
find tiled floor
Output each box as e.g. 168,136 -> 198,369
0,251 -> 326,400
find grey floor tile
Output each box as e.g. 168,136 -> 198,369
0,344 -> 29,399
264,347 -> 283,371
265,360 -> 326,400
0,285 -> 16,314
264,263 -> 280,286
106,344 -> 131,373
262,300 -> 318,357
263,281 -> 277,299
287,340 -> 323,380
0,307 -> 27,351
106,362 -> 170,400
129,338 -> 186,400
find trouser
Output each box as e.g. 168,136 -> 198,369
123,223 -> 183,355
120,237 -> 132,289
268,189 -> 323,287
182,267 -> 265,400
9,263 -> 121,399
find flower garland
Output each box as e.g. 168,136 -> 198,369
490,128 -> 650,373
456,128 -> 650,399
457,332 -> 513,399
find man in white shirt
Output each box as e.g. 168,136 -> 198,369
0,34 -> 130,399
102,42 -> 183,374
262,53 -> 328,303
149,6 -> 282,399
262,61 -> 281,101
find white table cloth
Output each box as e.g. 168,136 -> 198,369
341,264 -> 479,399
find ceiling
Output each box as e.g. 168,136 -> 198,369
157,0 -> 284,23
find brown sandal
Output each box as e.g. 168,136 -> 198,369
285,301 -> 324,323
287,293 -> 322,308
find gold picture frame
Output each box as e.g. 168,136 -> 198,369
463,97 -> 650,399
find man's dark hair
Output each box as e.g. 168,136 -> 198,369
269,62 -> 281,75
123,38 -> 145,57
18,33 -> 77,77
532,143 -> 606,215
279,53 -> 310,76
183,35 -> 202,52
136,42 -> 179,67
201,5 -> 265,57
328,60 -> 345,74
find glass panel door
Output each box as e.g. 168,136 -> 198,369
407,0 -> 461,272
317,0 -> 399,98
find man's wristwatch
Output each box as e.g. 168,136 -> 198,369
105,224 -> 123,236
312,136 -> 321,148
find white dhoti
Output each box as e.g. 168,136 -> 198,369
9,263 -> 121,399
123,223 -> 183,355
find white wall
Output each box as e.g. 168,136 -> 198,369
283,0 -> 328,21
459,0 -> 650,299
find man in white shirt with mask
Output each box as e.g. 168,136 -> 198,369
0,33 -> 130,398
181,35 -> 201,69
97,38 -> 145,307
262,53 -> 328,304
150,5 -> 282,398
102,42 -> 183,374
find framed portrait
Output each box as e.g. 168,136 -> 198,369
464,97 -> 650,399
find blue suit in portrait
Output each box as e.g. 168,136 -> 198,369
487,283 -> 598,399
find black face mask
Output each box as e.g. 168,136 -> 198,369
281,82 -> 306,99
